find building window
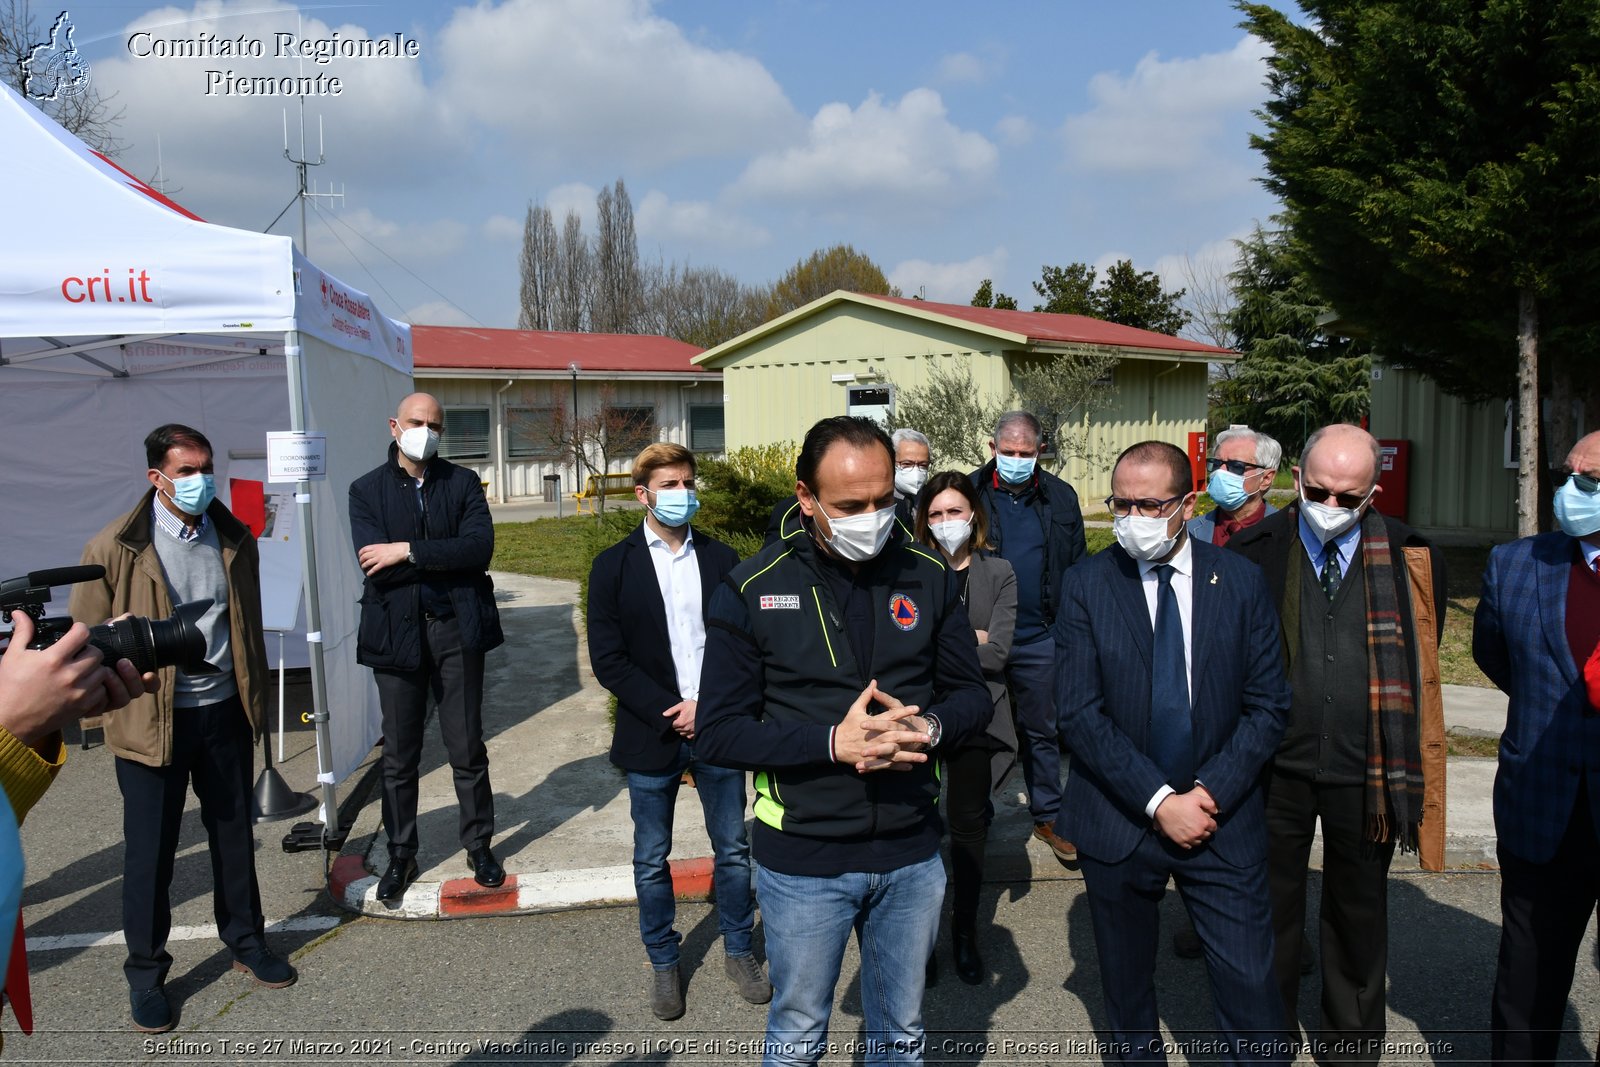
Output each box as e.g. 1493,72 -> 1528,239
689,405 -> 725,453
440,406 -> 490,460
508,406 -> 562,459
604,405 -> 657,457
845,384 -> 894,424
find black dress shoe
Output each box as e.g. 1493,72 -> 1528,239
952,927 -> 983,986
375,856 -> 418,903
468,845 -> 505,888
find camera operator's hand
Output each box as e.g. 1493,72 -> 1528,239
0,611 -> 116,747
357,541 -> 411,576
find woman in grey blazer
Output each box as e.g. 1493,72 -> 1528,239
916,471 -> 1017,985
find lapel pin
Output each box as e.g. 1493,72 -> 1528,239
1209,572 -> 1219,585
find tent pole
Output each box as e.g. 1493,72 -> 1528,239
283,328 -> 342,846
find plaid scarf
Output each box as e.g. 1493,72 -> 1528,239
1282,507 -> 1423,850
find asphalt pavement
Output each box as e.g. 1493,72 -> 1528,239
10,560 -> 1596,1063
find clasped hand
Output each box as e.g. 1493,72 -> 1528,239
832,679 -> 930,774
1154,785 -> 1219,849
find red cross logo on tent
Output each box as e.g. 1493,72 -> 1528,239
888,593 -> 919,632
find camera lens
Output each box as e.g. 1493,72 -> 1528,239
86,600 -> 216,676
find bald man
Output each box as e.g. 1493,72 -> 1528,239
1230,424 -> 1445,1065
349,392 -> 506,903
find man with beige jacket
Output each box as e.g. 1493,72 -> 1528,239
72,423 -> 294,1034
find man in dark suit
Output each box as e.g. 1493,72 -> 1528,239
587,443 -> 769,1021
764,427 -> 926,545
1230,423 -> 1445,1065
1475,429 -> 1600,1064
1056,440 -> 1290,1063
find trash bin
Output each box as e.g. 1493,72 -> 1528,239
542,474 -> 561,503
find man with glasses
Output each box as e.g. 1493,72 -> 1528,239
1055,440 -> 1290,1062
764,427 -> 928,545
1190,426 -> 1282,547
1230,423 -> 1445,1065
1475,429 -> 1600,1063
970,411 -> 1086,867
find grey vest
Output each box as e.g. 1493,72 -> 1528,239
1280,552 -> 1369,783
151,521 -> 238,707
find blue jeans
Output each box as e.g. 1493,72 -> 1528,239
626,744 -> 754,969
756,853 -> 945,1067
1008,636 -> 1061,823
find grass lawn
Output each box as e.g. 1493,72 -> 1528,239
493,516 -> 598,583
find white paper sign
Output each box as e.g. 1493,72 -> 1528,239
267,431 -> 327,482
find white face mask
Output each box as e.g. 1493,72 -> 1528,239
894,467 -> 928,497
1114,513 -> 1180,562
1299,488 -> 1370,545
930,518 -> 972,555
397,425 -> 440,462
816,502 -> 897,562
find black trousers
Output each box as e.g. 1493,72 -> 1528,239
1265,773 -> 1395,1066
374,615 -> 494,859
1080,832 -> 1288,1064
944,742 -> 994,928
115,693 -> 265,991
1491,780 -> 1600,1064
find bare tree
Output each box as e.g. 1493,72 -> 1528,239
593,178 -> 644,333
517,202 -> 559,331
646,259 -> 767,349
0,2 -> 126,154
555,209 -> 591,332
541,384 -> 658,512
1175,250 -> 1238,351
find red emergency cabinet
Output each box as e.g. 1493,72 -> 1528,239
1188,432 -> 1209,492
1373,439 -> 1410,522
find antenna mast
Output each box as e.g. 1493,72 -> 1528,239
281,16 -> 343,254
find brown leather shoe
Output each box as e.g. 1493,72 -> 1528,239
1033,823 -> 1079,868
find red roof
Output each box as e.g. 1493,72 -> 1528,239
412,325 -> 708,373
868,294 -> 1233,356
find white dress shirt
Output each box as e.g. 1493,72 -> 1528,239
644,521 -> 704,701
1138,534 -> 1195,818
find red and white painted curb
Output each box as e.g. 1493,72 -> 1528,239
328,855 -> 716,919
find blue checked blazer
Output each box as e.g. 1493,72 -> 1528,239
1473,532 -> 1600,864
1053,538 -> 1290,865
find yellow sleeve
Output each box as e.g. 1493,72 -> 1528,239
0,728 -> 66,824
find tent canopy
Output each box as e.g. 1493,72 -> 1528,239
0,82 -> 412,792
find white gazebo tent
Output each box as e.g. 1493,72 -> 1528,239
0,82 -> 411,833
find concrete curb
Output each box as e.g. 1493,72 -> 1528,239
330,854 -> 717,920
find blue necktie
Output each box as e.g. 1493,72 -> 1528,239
1149,564 -> 1194,789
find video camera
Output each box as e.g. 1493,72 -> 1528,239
0,565 -> 215,676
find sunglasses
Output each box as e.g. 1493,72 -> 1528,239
1567,472 -> 1600,494
1301,483 -> 1372,511
1206,457 -> 1267,476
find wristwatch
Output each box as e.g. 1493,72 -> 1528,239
406,549 -> 417,565
923,713 -> 943,749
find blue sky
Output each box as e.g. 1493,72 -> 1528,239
53,0 -> 1283,333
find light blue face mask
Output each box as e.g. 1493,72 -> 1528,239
648,487 -> 699,528
158,471 -> 216,517
1206,467 -> 1251,512
995,453 -> 1036,485
1554,475 -> 1600,538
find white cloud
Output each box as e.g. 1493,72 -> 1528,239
405,299 -> 478,327
435,0 -> 801,167
543,182 -> 599,232
733,89 -> 997,206
1060,35 -> 1270,173
937,52 -> 987,84
888,248 -> 1008,305
304,207 -> 468,277
1151,230 -> 1251,295
482,214 -> 523,241
995,114 -> 1033,146
636,191 -> 769,249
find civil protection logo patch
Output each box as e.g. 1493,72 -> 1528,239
759,594 -> 801,610
888,593 -> 919,631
